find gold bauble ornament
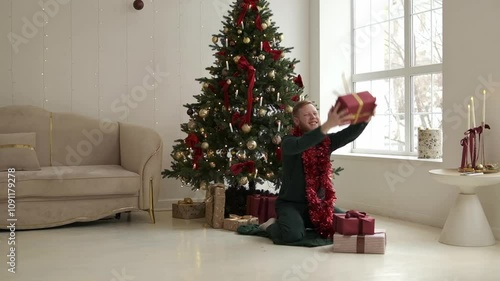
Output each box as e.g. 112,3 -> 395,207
241,123 -> 252,133
199,181 -> 208,190
272,135 -> 282,145
246,140 -> 257,150
209,162 -> 216,168
258,54 -> 265,61
476,164 -> 484,170
207,150 -> 215,157
261,23 -> 268,30
266,171 -> 274,179
174,151 -> 184,160
187,120 -> 196,130
201,142 -> 209,150
239,176 -> 249,185
199,108 -> 209,118
237,150 -> 246,160
223,27 -> 229,33
199,127 -> 205,133
212,36 -> 218,43
259,108 -> 267,117
233,56 -> 241,63
202,82 -> 209,89
243,37 -> 251,44
237,29 -> 242,34
279,34 -> 284,41
268,70 -> 276,79
280,53 -> 285,58
226,79 -> 232,85
285,105 -> 293,113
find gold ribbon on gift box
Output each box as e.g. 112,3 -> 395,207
352,93 -> 365,124
178,197 -> 194,204
228,214 -> 258,223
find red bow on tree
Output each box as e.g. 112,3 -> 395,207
262,41 -> 282,61
219,80 -> 231,110
237,56 -> 256,125
236,0 -> 263,31
293,75 -> 304,88
185,133 -> 199,148
230,160 -> 256,175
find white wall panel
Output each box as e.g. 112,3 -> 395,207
11,0 -> 44,106
126,0 -> 155,127
71,0 -> 99,118
43,0 -> 72,112
0,0 -> 13,106
98,0 -> 127,121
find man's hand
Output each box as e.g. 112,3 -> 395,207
321,103 -> 353,134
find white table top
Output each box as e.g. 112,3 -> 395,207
429,168 -> 500,188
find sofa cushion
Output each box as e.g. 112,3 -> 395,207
0,132 -> 41,171
0,106 -> 51,166
0,165 -> 140,200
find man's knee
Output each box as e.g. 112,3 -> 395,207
281,228 -> 304,243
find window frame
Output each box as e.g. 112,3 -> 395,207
350,0 -> 443,156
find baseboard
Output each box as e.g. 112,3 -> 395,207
155,198 -> 205,211
336,199 -> 446,229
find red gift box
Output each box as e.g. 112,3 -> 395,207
246,194 -> 277,224
334,210 -> 375,235
335,91 -> 376,124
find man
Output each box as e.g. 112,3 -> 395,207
259,100 -> 373,243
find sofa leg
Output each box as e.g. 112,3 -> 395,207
148,178 -> 156,224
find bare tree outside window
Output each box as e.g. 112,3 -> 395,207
352,0 -> 442,154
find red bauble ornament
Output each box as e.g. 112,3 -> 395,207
133,0 -> 144,10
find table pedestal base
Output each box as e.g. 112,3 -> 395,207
440,193 -> 496,247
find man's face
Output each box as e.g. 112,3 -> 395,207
293,104 -> 320,133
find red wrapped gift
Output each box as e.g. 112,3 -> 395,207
246,194 -> 277,224
334,210 -> 375,235
335,91 -> 376,124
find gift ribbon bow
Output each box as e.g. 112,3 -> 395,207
230,160 -> 256,175
237,56 -> 256,125
178,198 -> 194,204
262,41 -> 282,61
345,210 -> 367,219
352,93 -> 365,124
293,74 -> 304,88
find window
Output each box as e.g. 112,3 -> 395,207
351,0 -> 442,155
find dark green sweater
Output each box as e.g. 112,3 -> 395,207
278,123 -> 367,204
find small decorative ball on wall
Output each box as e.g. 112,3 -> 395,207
133,0 -> 144,10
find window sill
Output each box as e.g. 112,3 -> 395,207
331,151 -> 443,163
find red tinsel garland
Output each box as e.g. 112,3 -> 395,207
292,126 -> 336,238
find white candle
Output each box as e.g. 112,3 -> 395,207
259,96 -> 263,106
241,21 -> 244,29
235,90 -> 238,97
277,121 -> 281,132
226,61 -> 229,70
471,97 -> 476,128
483,89 -> 486,124
229,123 -> 233,133
260,41 -> 263,51
277,92 -> 280,101
225,38 -> 228,46
467,104 -> 470,130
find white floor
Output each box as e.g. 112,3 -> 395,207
1,211 -> 500,281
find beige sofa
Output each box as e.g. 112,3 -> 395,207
0,105 -> 163,229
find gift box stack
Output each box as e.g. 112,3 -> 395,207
332,210 -> 386,254
246,194 -> 277,223
223,214 -> 259,231
172,198 -> 205,219
205,184 -> 226,228
335,91 -> 377,124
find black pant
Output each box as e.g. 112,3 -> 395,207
266,201 -> 313,243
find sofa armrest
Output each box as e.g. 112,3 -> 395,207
120,122 -> 163,210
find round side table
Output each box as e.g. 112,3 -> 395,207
429,169 -> 500,246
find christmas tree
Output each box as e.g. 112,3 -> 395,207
162,0 -> 306,191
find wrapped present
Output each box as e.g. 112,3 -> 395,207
246,194 -> 277,223
335,91 -> 376,124
172,198 -> 205,219
332,230 -> 386,254
205,183 -> 226,228
334,210 -> 375,235
223,214 -> 259,231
